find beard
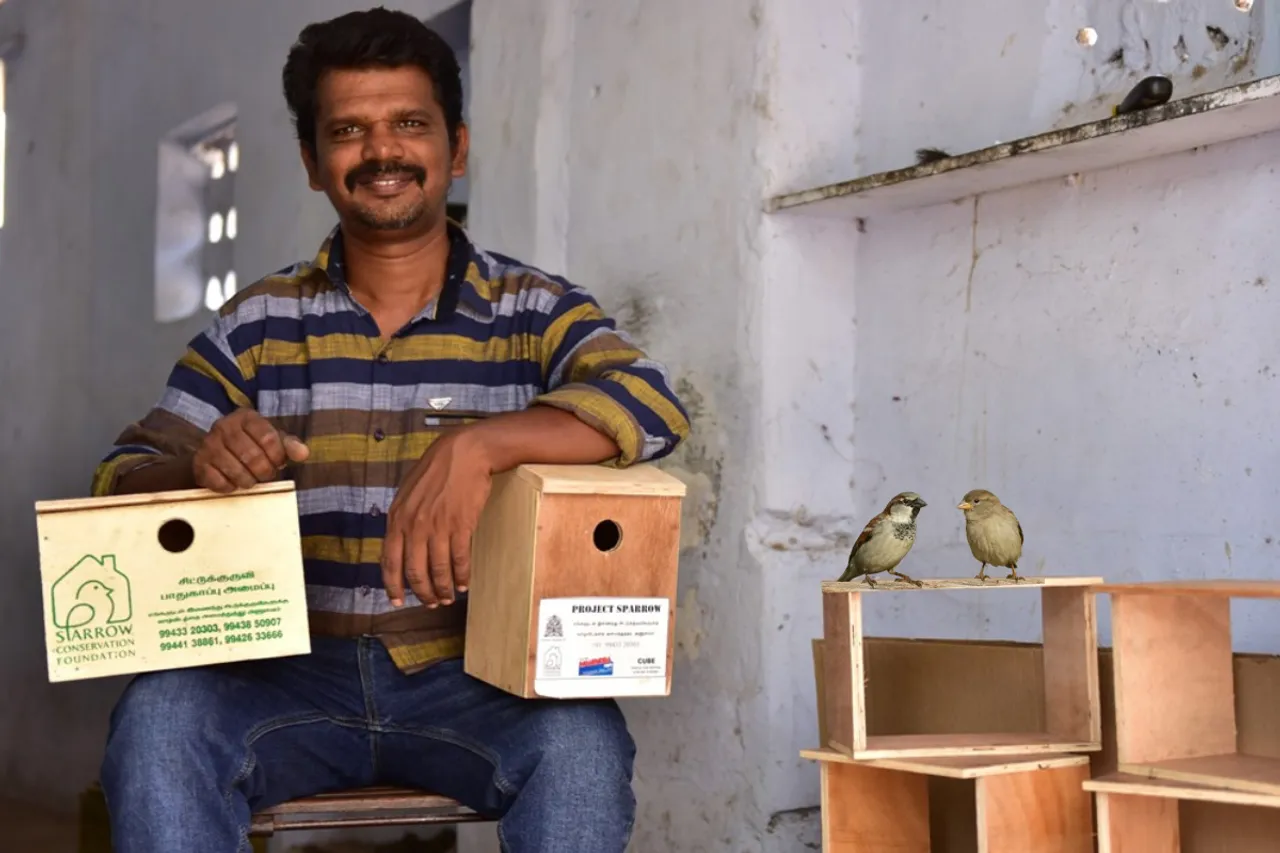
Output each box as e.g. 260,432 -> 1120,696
343,159 -> 442,231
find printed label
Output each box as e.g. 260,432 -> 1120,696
534,597 -> 670,698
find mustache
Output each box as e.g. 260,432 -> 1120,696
344,160 -> 427,192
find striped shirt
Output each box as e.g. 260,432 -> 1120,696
91,221 -> 691,673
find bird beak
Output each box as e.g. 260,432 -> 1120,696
957,501 -> 972,510
911,498 -> 927,508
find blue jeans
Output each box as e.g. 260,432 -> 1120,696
99,636 -> 636,852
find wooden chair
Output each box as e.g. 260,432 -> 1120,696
249,785 -> 491,836
79,782 -> 492,852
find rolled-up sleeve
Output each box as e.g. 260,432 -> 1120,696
532,286 -> 691,467
91,316 -> 255,496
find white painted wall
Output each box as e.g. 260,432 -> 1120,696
7,0 -> 1280,850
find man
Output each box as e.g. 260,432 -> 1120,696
94,8 -> 690,852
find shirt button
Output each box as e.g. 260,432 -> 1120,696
370,505 -> 382,517
358,586 -> 371,596
373,428 -> 385,441
376,352 -> 390,364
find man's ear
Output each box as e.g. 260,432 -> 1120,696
451,122 -> 470,179
299,143 -> 323,192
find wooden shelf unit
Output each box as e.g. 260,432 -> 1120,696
765,74 -> 1280,219
821,576 -> 1102,759
1086,773 -> 1280,853
1103,580 -> 1280,798
802,747 -> 1094,853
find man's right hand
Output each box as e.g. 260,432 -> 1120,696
193,408 -> 310,493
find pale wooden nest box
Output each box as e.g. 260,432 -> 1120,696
463,463 -> 687,700
34,481 -> 311,683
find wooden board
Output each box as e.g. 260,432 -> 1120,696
975,763 -> 1093,853
858,733 -> 1100,761
1110,593 -> 1236,765
1122,754 -> 1280,799
1042,586 -> 1103,744
1096,579 -> 1280,598
514,462 -> 688,496
34,481 -> 311,683
801,747 -> 1089,779
821,761 -> 930,852
822,590 -> 864,754
1085,772 -> 1280,809
33,479 -> 296,513
1095,791 -> 1180,853
766,75 -> 1280,218
822,576 -> 1102,593
463,469 -> 541,696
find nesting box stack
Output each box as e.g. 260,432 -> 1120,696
807,576 -> 1105,852
463,463 -> 686,700
1085,580 -> 1280,852
34,481 -> 311,683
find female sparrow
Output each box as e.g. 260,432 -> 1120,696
956,489 -> 1024,582
837,492 -> 928,587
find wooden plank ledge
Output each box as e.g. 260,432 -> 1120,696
1120,754 -> 1280,798
822,575 -> 1103,593
765,74 -> 1280,218
1096,579 -> 1280,597
801,746 -> 1089,779
1085,772 -> 1280,809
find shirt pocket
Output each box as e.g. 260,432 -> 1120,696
407,382 -> 539,429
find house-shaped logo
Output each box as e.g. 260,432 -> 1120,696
51,554 -> 133,631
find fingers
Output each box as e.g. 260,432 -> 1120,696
240,416 -> 288,470
450,531 -> 471,595
283,434 -> 311,462
405,530 -> 438,608
381,528 -> 407,608
193,460 -> 237,493
223,423 -> 279,481
195,443 -> 259,490
192,409 -> 312,494
429,537 -> 454,605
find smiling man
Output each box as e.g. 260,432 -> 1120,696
92,8 -> 690,853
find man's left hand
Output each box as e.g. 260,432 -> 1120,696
382,429 -> 493,609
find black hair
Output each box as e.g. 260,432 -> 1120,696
282,6 -> 464,152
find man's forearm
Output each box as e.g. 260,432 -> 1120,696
463,405 -> 622,474
112,455 -> 199,495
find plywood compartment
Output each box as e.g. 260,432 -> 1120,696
820,577 -> 1102,759
813,635 -> 1280,851
1105,580 -> 1280,798
804,748 -> 1093,853
463,463 -> 686,699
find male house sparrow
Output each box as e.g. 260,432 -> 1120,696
837,492 -> 928,588
956,489 -> 1024,582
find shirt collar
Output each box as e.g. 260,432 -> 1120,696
312,219 -> 494,322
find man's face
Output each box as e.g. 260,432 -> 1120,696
302,65 -> 467,235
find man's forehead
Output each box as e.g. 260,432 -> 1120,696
316,66 -> 439,116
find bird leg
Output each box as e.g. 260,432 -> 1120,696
862,574 -> 878,588
890,570 -> 924,588
1006,563 -> 1022,582
974,563 -> 989,582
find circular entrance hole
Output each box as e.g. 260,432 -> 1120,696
592,519 -> 622,552
158,518 -> 195,553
